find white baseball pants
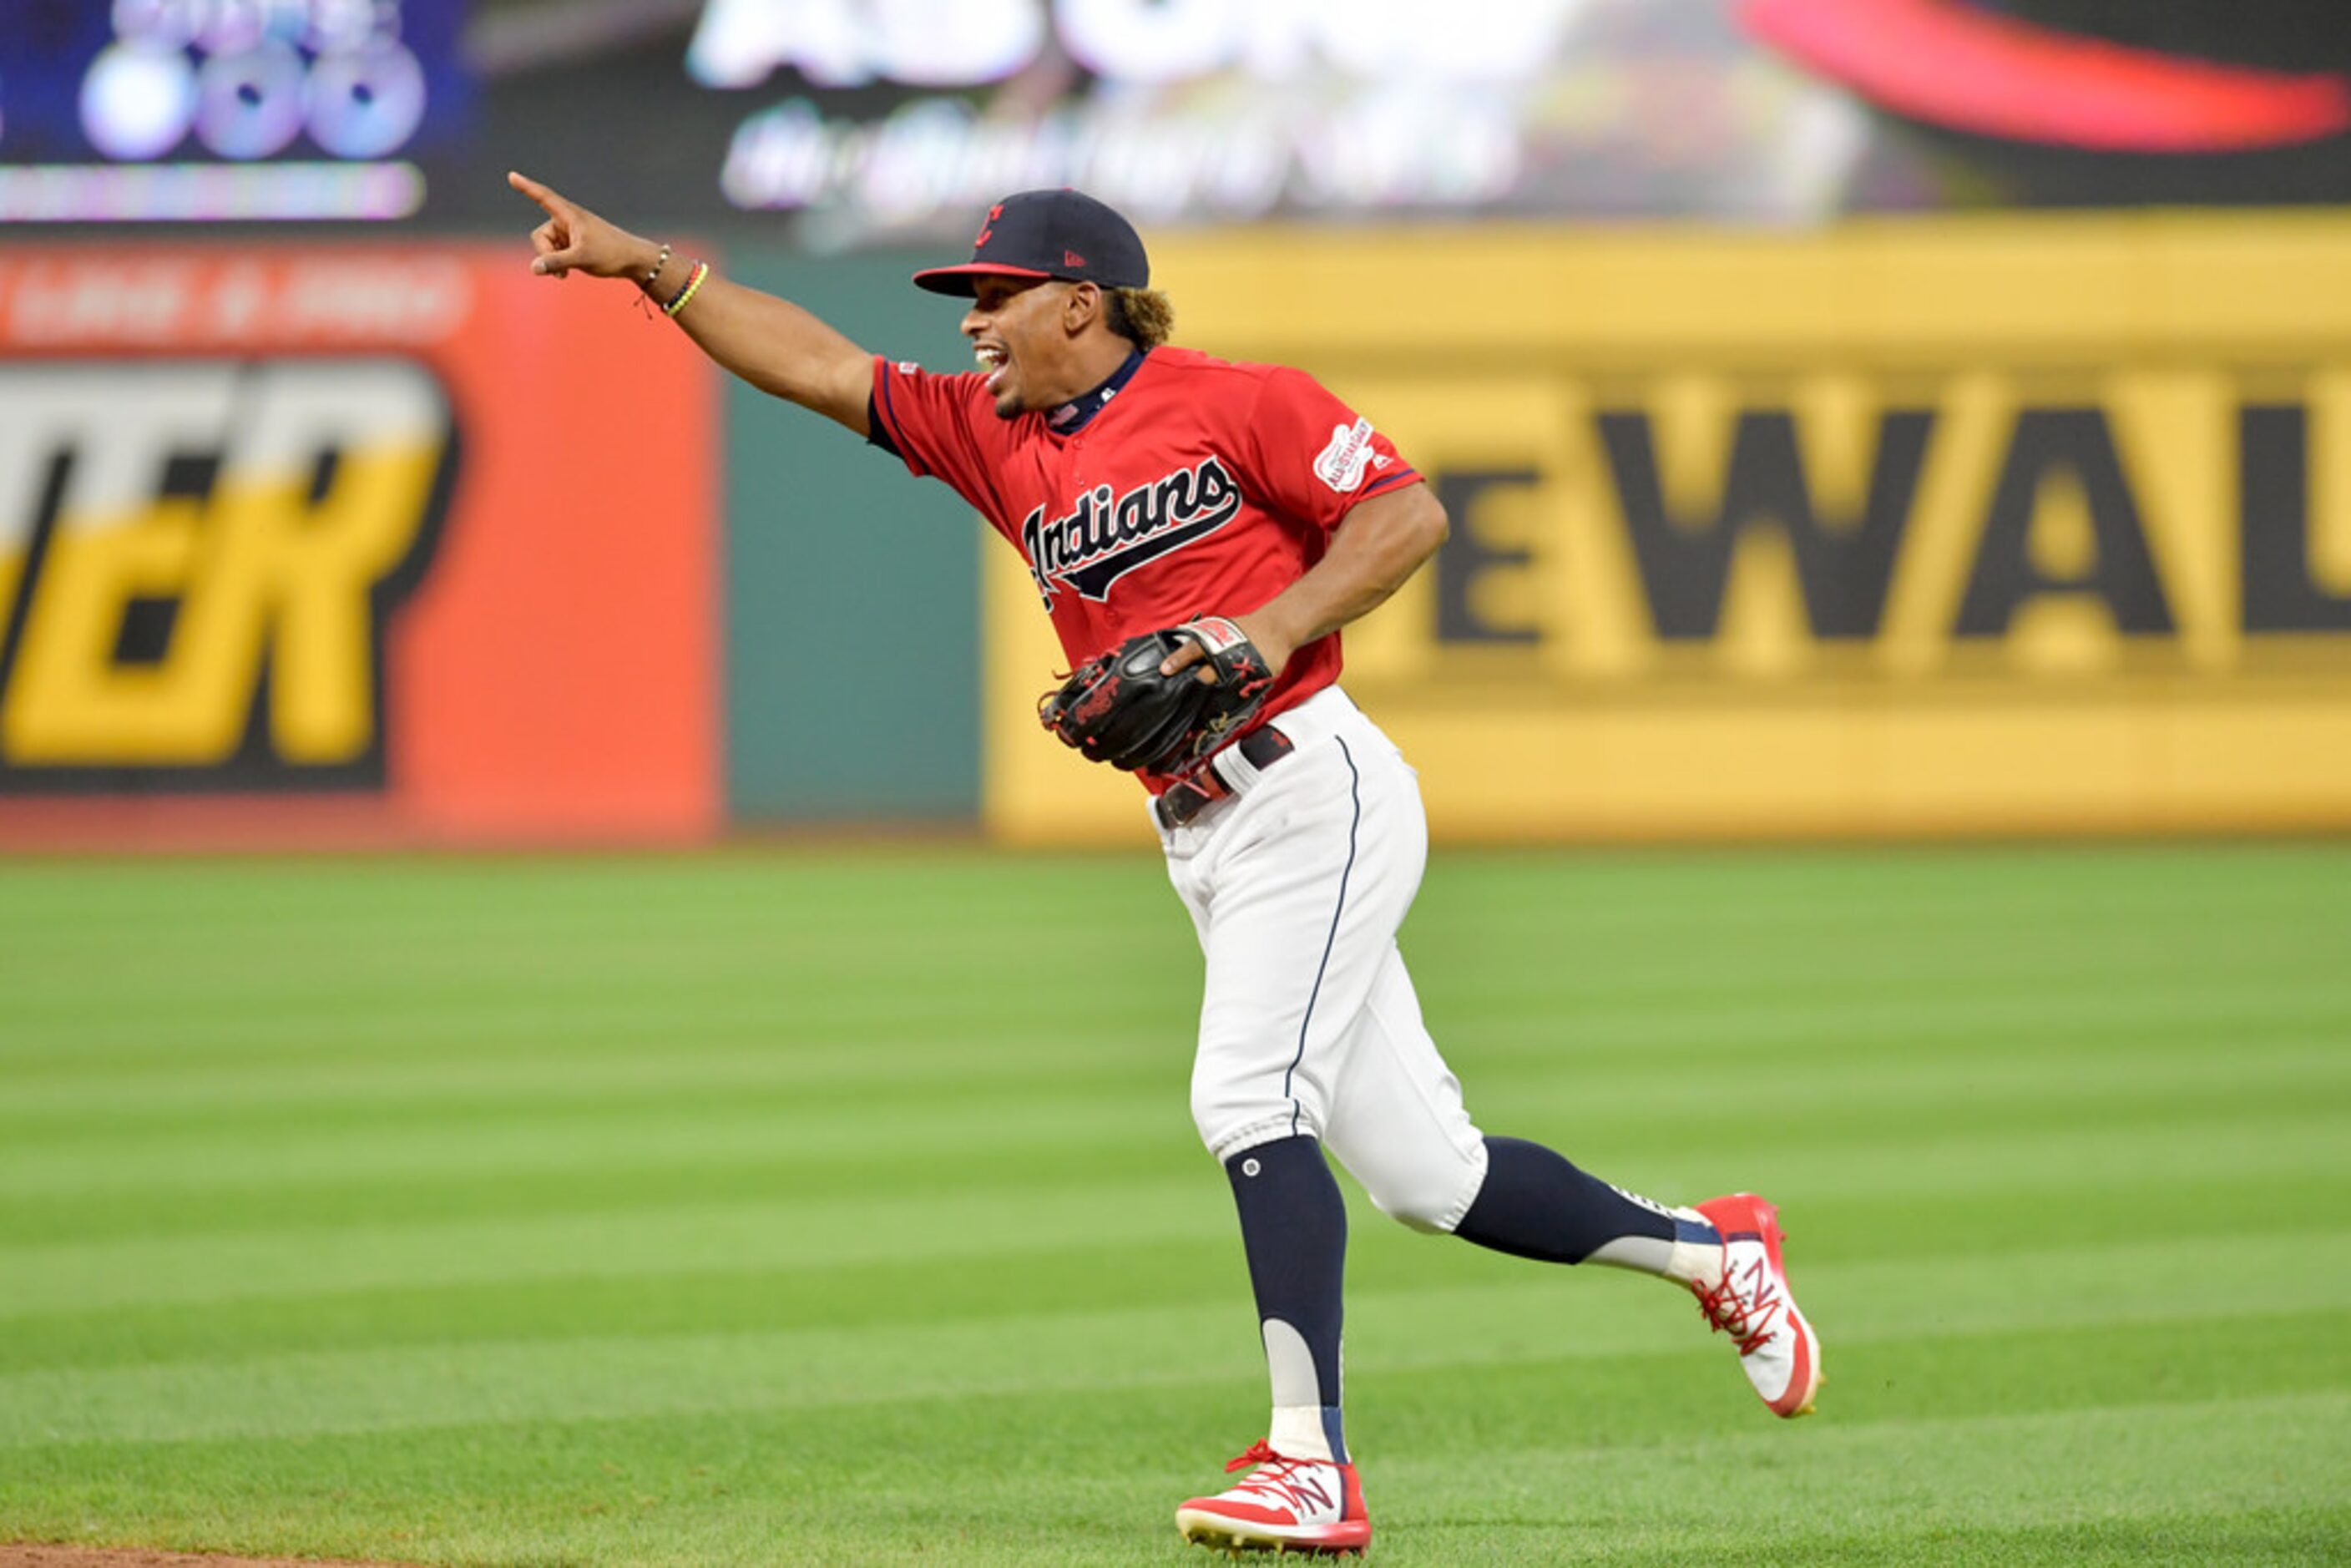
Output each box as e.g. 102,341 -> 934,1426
1156,686 -> 1491,1233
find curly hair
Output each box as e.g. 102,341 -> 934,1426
1105,286 -> 1175,351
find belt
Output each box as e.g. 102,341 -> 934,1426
1154,726 -> 1296,830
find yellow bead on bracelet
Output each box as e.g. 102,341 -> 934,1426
664,260 -> 710,318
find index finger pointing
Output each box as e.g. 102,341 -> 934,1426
506,169 -> 564,213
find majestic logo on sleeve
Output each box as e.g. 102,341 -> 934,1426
1021,457 -> 1242,604
1314,417 -> 1376,493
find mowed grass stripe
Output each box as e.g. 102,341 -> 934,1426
5,1108 -> 2345,1311
0,1136 -> 1210,1250
3,1324 -> 2340,1491
0,1004 -> 1185,1083
7,985 -> 2345,1130
7,1018 -> 2343,1171
13,1171 -> 2351,1372
645,1390 -> 2351,1563
4,969 -> 2343,1113
0,855 -> 1160,951
0,1297 -> 2335,1459
7,996 -> 2342,1161
2,841 -> 2328,939
1327,1393 -> 2351,1566
3,1070 -> 2338,1212
2,1229 -> 2343,1446
9,848 -> 2338,1050
0,969 -> 1183,1052
0,1173 -> 1231,1318
7,845 -> 2338,1047
6,851 -> 2336,988
7,892 -> 2324,1002
9,979 -> 2338,1114
8,1063 -> 2341,1250
0,1067 -> 1189,1150
8,933 -> 2338,1079
0,1371 -> 2338,1568
1459,974 -> 2351,1053
0,858 -> 1183,1030
9,964 -> 2343,1155
1,1322 -> 2336,1499
0,1093 -> 1192,1196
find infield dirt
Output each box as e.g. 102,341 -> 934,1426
3,1549 -> 417,1568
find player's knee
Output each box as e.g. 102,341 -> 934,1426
1347,1139 -> 1489,1235
1364,1179 -> 1457,1234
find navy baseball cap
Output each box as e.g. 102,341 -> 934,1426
912,189 -> 1150,296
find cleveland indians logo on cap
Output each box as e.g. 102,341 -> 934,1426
1020,458 -> 1242,605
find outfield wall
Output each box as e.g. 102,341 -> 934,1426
721,251 -> 980,825
0,244 -> 721,847
6,219 -> 2349,848
984,213 -> 2351,845
0,240 -> 983,847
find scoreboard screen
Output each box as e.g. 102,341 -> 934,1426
0,0 -> 469,222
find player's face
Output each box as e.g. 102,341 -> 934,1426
963,276 -> 1066,419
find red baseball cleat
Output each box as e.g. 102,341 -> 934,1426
1176,1440 -> 1370,1555
1691,1192 -> 1823,1418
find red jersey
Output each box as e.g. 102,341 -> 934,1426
867,346 -> 1421,788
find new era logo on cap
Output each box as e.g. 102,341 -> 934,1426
913,190 -> 1149,296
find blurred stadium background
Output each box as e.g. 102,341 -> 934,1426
3,3 -> 2348,1564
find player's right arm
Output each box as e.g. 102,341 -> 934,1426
508,170 -> 873,438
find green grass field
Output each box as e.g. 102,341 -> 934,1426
3,843 -> 2348,1565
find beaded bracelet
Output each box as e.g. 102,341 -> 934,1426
643,242 -> 672,289
663,260 -> 710,318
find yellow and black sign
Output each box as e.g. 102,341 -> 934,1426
983,215 -> 2351,842
0,359 -> 454,792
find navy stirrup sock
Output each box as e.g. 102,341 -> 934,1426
1455,1135 -> 1677,1264
1225,1134 -> 1348,1463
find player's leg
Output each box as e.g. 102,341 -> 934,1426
1317,943 -> 1698,1268
1465,1160 -> 1822,1417
1291,696 -> 1821,1421
1163,701 -> 1420,1552
1319,944 -> 1822,1419
1456,1132 -> 1722,1281
1263,705 -> 1673,1257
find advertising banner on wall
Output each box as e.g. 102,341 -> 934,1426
983,214 -> 2351,844
0,244 -> 719,847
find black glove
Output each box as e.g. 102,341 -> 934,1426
1038,617 -> 1277,774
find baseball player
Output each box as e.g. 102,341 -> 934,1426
510,172 -> 1820,1556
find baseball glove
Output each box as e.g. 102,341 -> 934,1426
1038,616 -> 1277,774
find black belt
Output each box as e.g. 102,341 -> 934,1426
1155,727 -> 1296,830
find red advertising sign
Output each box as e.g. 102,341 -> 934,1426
0,245 -> 718,847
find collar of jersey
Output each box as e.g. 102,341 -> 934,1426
1045,349 -> 1148,436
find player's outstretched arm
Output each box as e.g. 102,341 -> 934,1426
508,170 -> 873,437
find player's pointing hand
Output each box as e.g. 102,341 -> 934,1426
507,170 -> 658,282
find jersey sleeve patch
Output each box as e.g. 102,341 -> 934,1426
1313,417 -> 1378,494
